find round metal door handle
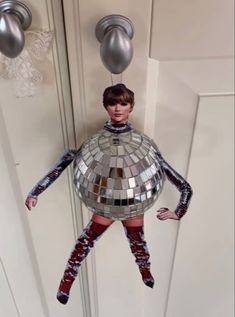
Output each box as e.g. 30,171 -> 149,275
95,15 -> 134,74
0,0 -> 32,58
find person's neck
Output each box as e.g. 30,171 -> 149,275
110,119 -> 128,126
104,120 -> 132,133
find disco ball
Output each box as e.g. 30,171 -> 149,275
73,129 -> 165,220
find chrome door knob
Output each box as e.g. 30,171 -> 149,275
96,15 -> 134,74
0,0 -> 32,58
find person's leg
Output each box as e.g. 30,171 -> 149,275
57,214 -> 114,304
122,215 -> 154,288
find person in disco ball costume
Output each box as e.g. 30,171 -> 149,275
25,84 -> 193,304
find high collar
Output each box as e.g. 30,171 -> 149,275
104,120 -> 133,134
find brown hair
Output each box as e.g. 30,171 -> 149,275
103,84 -> 134,108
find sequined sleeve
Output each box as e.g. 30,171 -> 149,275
155,149 -> 193,219
28,149 -> 79,199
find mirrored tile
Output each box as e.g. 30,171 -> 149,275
88,182 -> 94,192
121,179 -> 129,189
135,194 -> 141,202
112,137 -> 120,145
109,168 -> 116,178
117,168 -> 124,178
141,193 -> 146,202
142,159 -> 149,169
79,174 -> 84,184
128,198 -> 134,205
94,164 -> 102,174
94,174 -> 101,185
80,186 -> 85,194
120,136 -> 131,142
90,161 -> 97,170
124,167 -> 132,178
145,155 -> 151,165
120,190 -> 127,199
130,165 -> 139,177
114,178 -> 122,189
102,131 -> 111,137
107,178 -> 114,188
140,171 -> 148,182
100,188 -> 106,196
146,191 -> 152,199
121,199 -> 128,206
130,142 -> 139,150
150,163 -> 157,175
125,144 -> 134,153
117,158 -> 124,168
135,175 -> 143,186
86,156 -> 93,166
124,156 -> 132,166
88,171 -> 96,182
103,206 -> 110,212
101,154 -> 110,165
113,190 -> 120,199
145,167 -> 152,179
93,184 -> 100,194
74,169 -> 81,179
117,146 -> 125,156
91,148 -> 99,156
101,177 -> 108,187
114,199 -> 121,206
130,154 -> 139,163
135,150 -> 144,159
106,188 -> 112,198
110,157 -> 117,167
83,179 -> 88,188
99,137 -> 108,144
124,206 -> 130,213
134,187 -> 141,194
106,198 -> 114,205
110,146 -> 117,155
128,177 -> 136,188
101,166 -> 110,177
139,147 -> 147,156
140,184 -> 146,193
101,197 -> 107,204
100,142 -> 110,150
83,152 -> 91,161
151,187 -> 157,196
127,189 -> 134,198
94,152 -> 104,161
90,143 -> 98,151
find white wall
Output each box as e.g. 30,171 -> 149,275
0,1 -> 85,316
143,59 -> 198,317
166,95 -> 234,317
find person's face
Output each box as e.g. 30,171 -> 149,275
106,101 -> 133,124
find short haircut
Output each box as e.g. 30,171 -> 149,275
103,84 -> 134,108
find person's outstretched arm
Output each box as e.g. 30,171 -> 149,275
25,149 -> 79,210
155,149 -> 193,220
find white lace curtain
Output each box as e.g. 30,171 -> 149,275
0,30 -> 53,97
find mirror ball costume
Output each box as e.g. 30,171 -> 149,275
27,120 -> 192,304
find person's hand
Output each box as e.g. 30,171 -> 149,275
25,196 -> 38,211
156,207 -> 179,221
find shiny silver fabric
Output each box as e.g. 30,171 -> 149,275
73,129 -> 165,220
